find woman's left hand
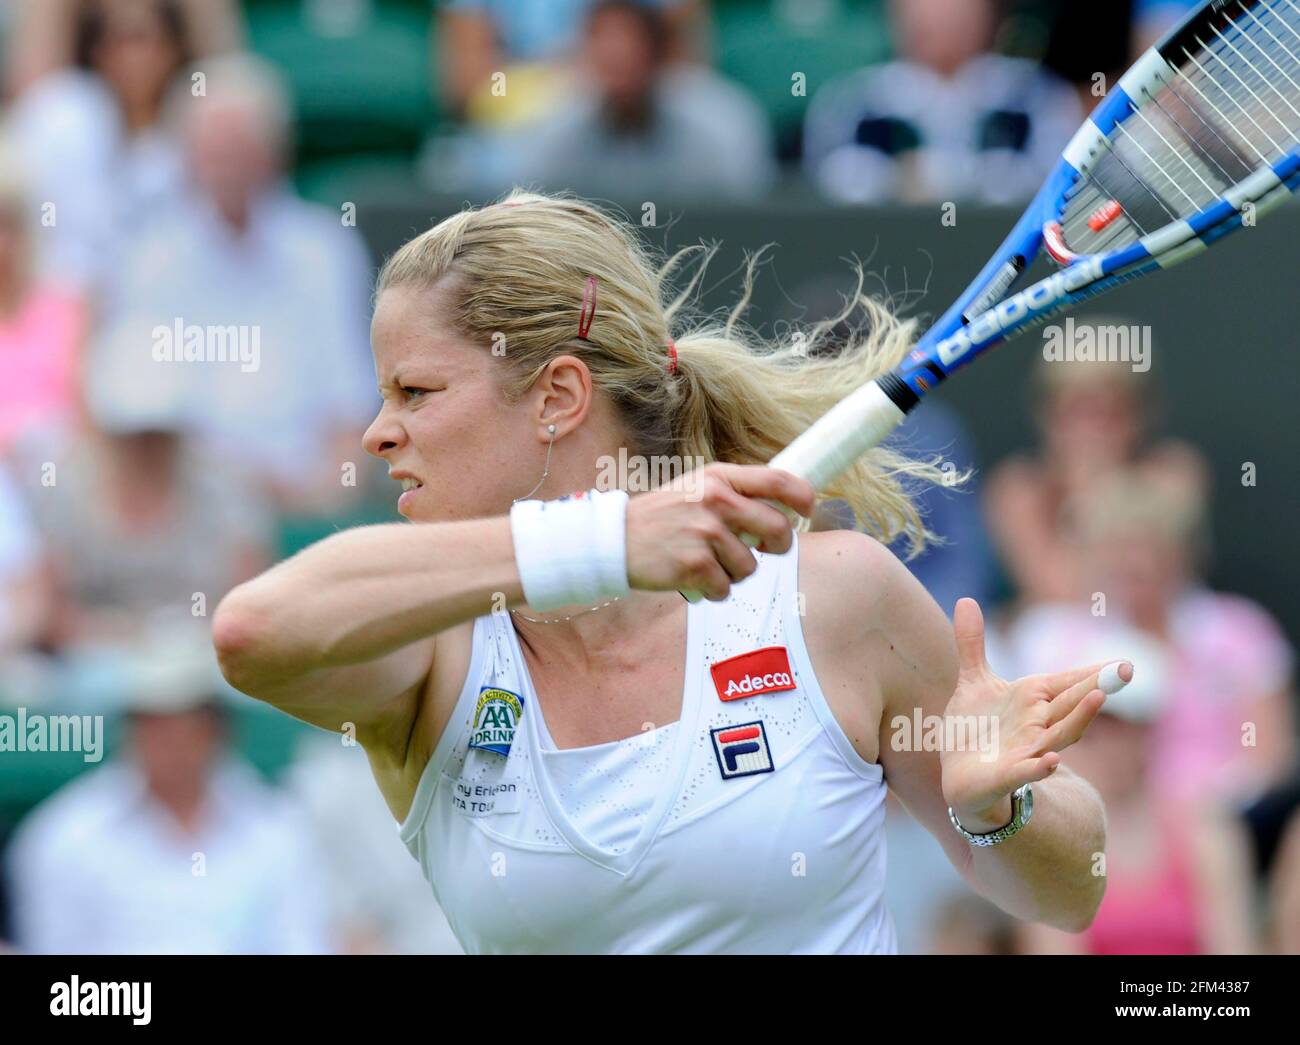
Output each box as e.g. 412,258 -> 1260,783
939,598 -> 1132,832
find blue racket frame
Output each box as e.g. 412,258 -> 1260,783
892,0 -> 1300,407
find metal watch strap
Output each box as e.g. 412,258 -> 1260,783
948,783 -> 1034,847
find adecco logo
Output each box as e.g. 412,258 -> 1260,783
710,647 -> 797,702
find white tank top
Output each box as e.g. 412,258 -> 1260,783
398,531 -> 897,954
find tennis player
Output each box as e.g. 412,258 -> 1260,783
213,191 -> 1131,954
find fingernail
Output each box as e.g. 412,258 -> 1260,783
1098,661 -> 1132,695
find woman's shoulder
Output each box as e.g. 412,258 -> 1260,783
797,528 -> 931,640
798,528 -> 898,594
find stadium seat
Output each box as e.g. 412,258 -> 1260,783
243,0 -> 437,165
709,0 -> 892,160
293,151 -> 422,206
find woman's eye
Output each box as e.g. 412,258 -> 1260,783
401,386 -> 428,401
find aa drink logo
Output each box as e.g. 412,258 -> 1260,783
710,647 -> 797,702
468,686 -> 525,756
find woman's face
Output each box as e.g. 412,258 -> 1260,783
1084,523 -> 1188,619
365,284 -> 542,523
90,1 -> 183,115
1042,380 -> 1141,471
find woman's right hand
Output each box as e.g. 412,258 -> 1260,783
624,463 -> 816,601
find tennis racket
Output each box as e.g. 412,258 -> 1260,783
683,0 -> 1300,601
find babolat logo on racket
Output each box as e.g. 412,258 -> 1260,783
710,646 -> 797,702
469,686 -> 525,756
936,257 -> 1104,367
710,721 -> 774,780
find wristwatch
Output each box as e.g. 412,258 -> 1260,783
948,784 -> 1034,847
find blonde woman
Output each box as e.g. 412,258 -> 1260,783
214,191 -> 1130,954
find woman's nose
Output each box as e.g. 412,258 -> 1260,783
362,406 -> 405,459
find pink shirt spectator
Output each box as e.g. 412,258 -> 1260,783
0,285 -> 83,456
1153,590 -> 1295,805
1081,808 -> 1201,955
992,592 -> 1294,807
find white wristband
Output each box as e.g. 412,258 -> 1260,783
510,489 -> 631,611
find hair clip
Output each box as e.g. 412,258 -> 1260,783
666,337 -> 678,375
577,276 -> 598,339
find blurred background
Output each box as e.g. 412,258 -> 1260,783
0,0 -> 1297,955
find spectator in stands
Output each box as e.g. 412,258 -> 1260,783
995,470 -> 1295,810
802,0 -> 1083,204
5,636 -> 335,953
514,1 -> 776,201
1009,634 -> 1258,954
4,0 -> 241,294
285,735 -> 465,954
1241,766 -> 1300,928
926,893 -> 1018,955
1132,0 -> 1202,53
20,319 -> 272,652
0,158 -> 85,464
439,0 -> 699,124
110,54 -> 379,511
1271,803 -> 1300,953
0,463 -> 50,656
984,343 -> 1207,607
5,0 -> 241,96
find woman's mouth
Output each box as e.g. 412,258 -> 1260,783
396,476 -> 424,514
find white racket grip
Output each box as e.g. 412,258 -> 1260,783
680,381 -> 909,602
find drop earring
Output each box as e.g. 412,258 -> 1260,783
508,419 -> 626,624
513,423 -> 557,504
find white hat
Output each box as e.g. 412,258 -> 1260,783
119,630 -> 229,716
1000,606 -> 1170,724
1074,626 -> 1170,724
84,319 -> 192,435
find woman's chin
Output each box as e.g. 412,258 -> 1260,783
397,484 -> 425,518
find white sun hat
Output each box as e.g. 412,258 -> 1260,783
84,317 -> 193,435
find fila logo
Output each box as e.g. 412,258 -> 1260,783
710,646 -> 797,702
710,721 -> 774,779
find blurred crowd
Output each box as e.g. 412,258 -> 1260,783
436,0 -> 1202,202
866,358 -> 1300,955
0,0 -> 1295,956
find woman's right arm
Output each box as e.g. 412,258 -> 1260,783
212,517 -> 521,742
212,464 -> 814,746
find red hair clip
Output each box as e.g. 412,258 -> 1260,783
666,337 -> 678,375
577,276 -> 598,339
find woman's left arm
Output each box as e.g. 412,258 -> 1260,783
867,543 -> 1120,932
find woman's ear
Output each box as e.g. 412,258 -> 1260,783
530,354 -> 594,439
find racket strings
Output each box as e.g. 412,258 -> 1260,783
1057,0 -> 1300,256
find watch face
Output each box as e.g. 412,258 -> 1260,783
1019,784 -> 1034,820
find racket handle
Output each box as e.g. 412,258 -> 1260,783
679,380 -> 908,602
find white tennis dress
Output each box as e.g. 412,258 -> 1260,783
398,531 -> 897,954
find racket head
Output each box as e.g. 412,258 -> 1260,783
896,0 -> 1300,401
1053,0 -> 1300,261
